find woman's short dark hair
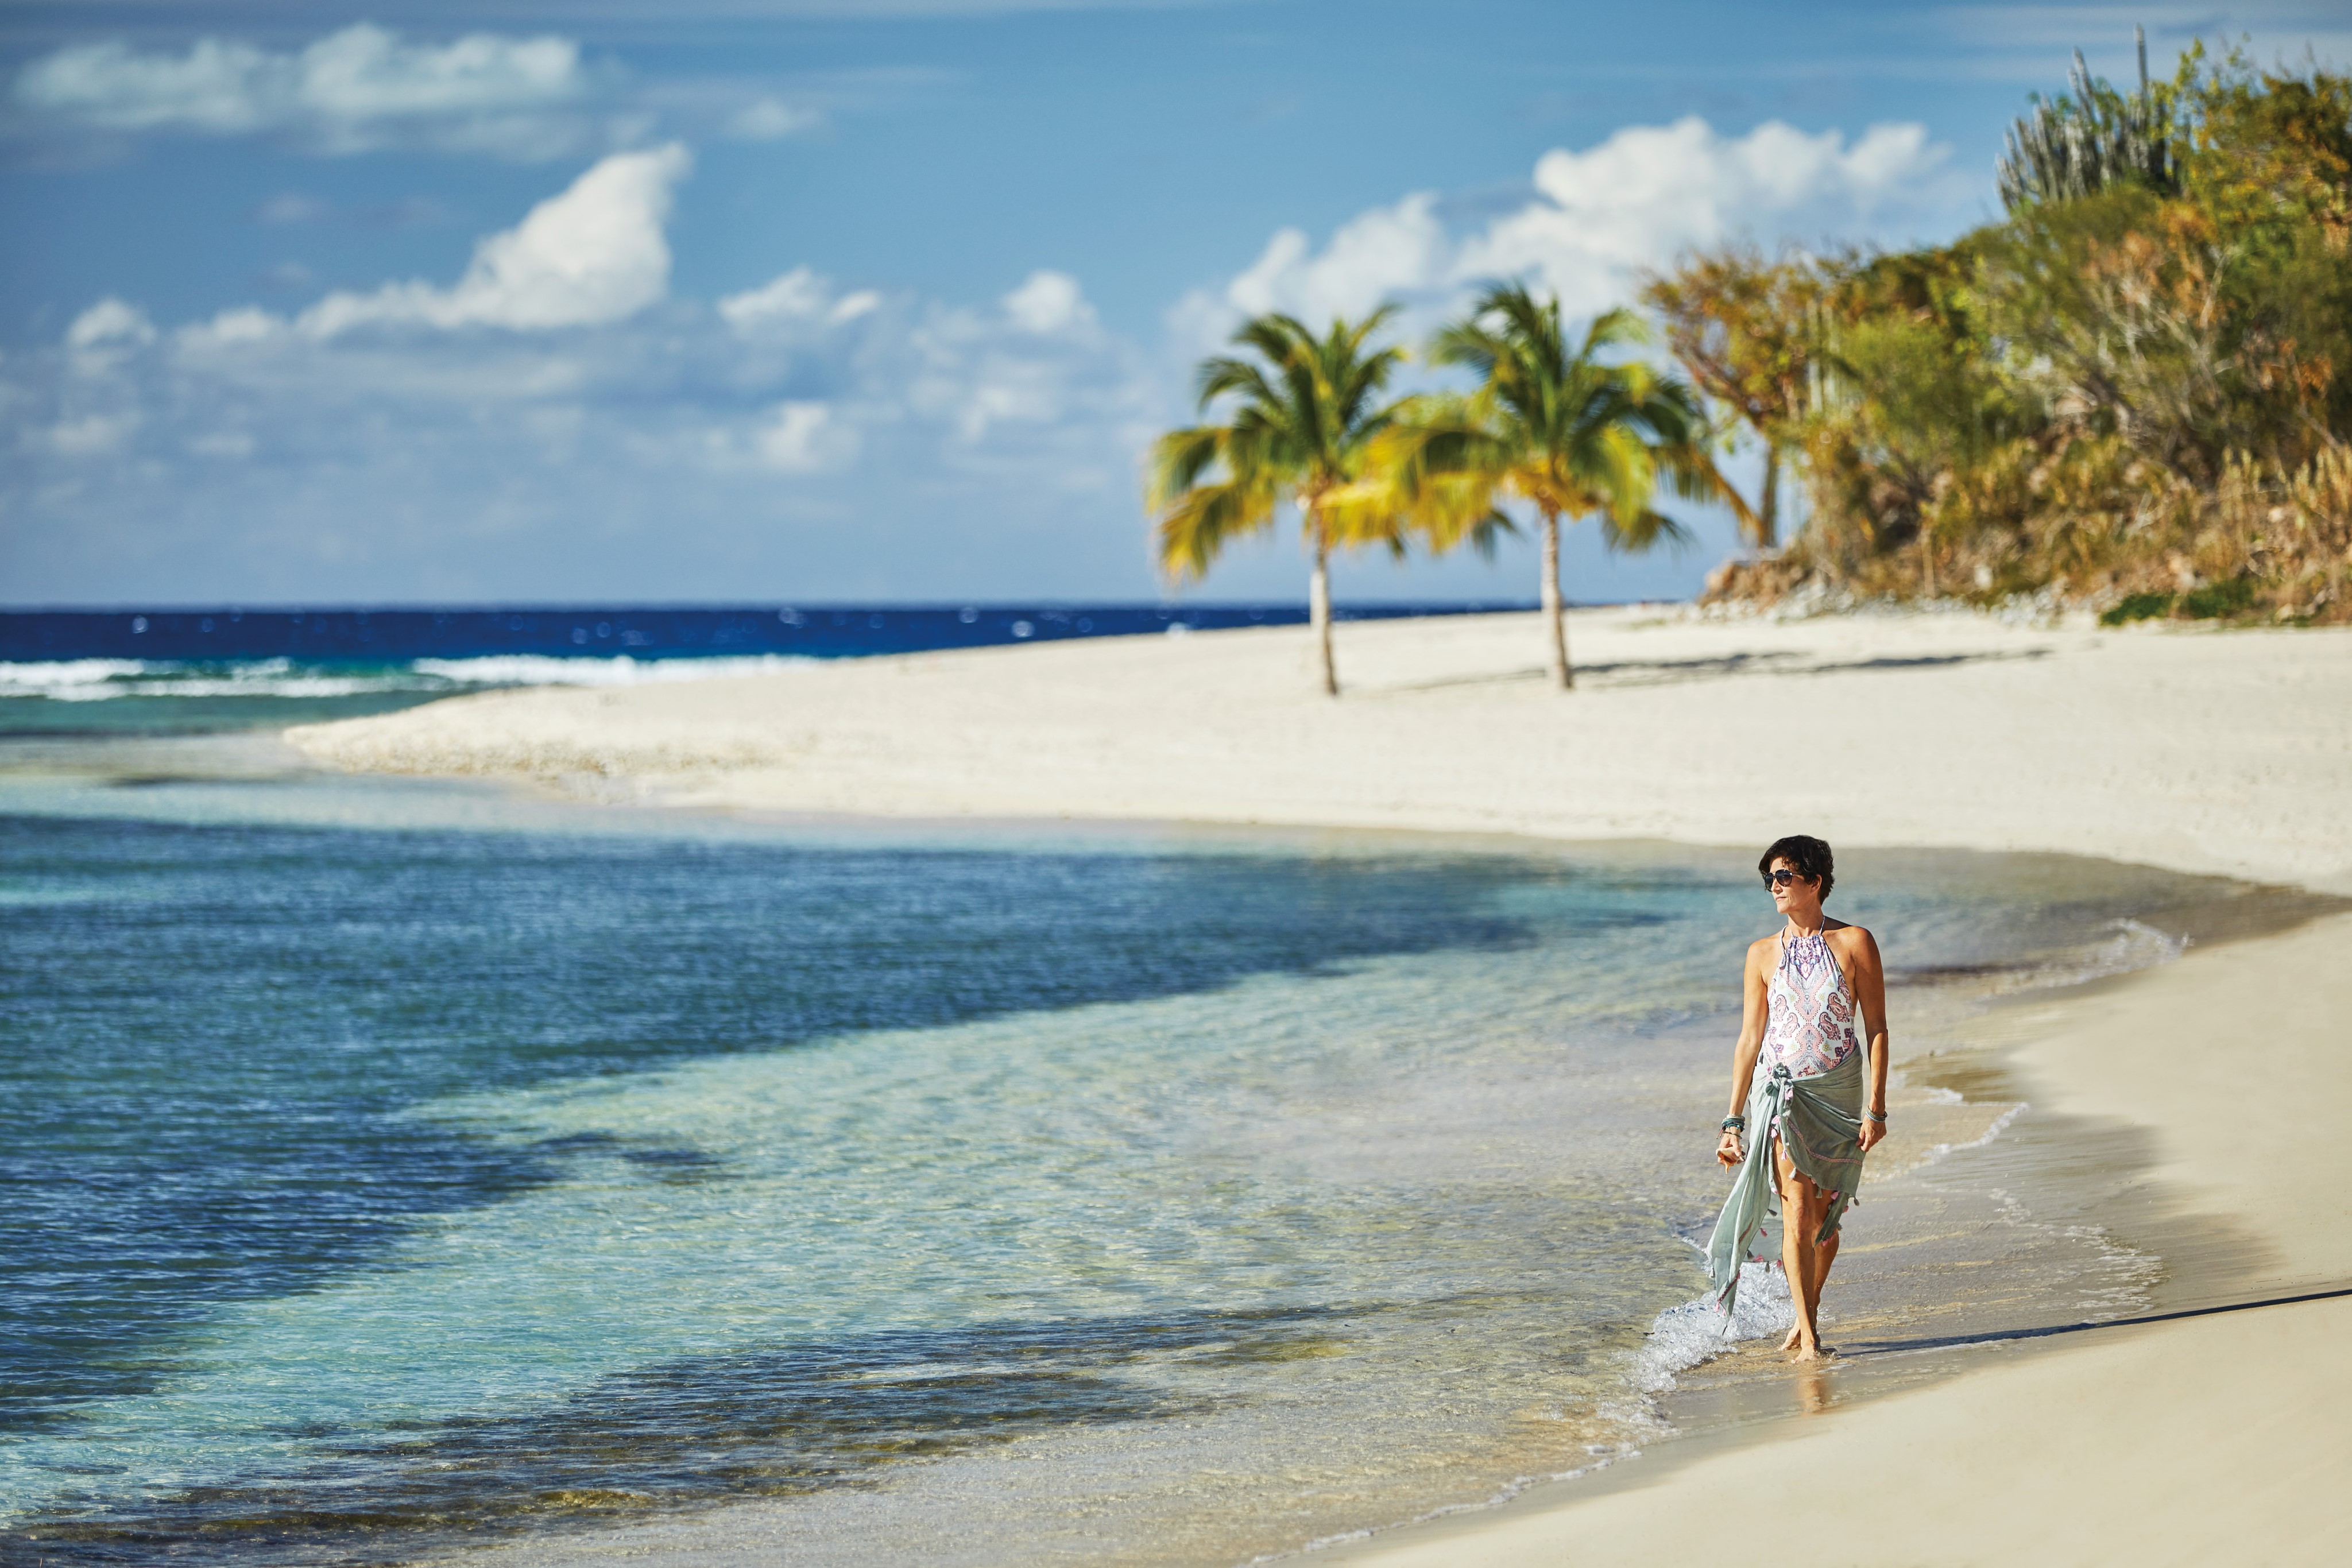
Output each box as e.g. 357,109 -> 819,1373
1759,835 -> 1835,899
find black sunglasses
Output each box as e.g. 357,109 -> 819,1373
1762,869 -> 1809,887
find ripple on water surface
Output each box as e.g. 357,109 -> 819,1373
0,776 -> 2313,1565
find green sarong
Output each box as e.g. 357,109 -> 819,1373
1706,1050 -> 1867,1322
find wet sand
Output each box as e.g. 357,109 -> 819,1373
285,609 -> 2352,1565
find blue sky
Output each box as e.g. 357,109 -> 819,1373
4,2 -> 2345,607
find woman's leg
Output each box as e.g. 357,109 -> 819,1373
1781,1227 -> 1841,1351
1774,1138 -> 1831,1359
1810,1230 -> 1840,1326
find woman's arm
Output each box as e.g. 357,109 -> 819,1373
1717,940 -> 1770,1167
1851,927 -> 1890,1153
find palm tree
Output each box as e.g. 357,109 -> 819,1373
1147,309 -> 1415,697
1394,284 -> 1746,689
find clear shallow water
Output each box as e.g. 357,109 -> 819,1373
0,746 -> 2285,1566
0,655 -> 833,738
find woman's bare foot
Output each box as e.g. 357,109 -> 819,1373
1789,1341 -> 1831,1362
1781,1324 -> 1803,1352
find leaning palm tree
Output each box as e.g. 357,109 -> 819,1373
1393,284 -> 1746,689
1147,309 -> 1416,697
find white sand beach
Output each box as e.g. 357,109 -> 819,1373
291,609 -> 2352,894
288,609 -> 2352,1566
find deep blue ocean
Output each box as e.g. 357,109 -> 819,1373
0,604 -> 1537,664
0,602 -> 1529,740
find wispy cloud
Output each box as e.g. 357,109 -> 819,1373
1931,3 -> 2352,79
10,24 -> 623,160
6,20 -> 862,160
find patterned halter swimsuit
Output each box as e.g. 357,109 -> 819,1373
1762,924 -> 1859,1109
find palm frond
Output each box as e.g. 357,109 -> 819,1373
1413,282 -> 1728,562
1144,425 -> 1226,509
1579,305 -> 1653,359
1598,507 -> 1695,555
1591,424 -> 1659,526
1155,474 -> 1279,580
1428,318 -> 1503,380
1196,355 -> 1283,413
1144,305 -> 1416,582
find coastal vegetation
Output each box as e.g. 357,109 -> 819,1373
1656,46 -> 2352,624
1148,41 -> 2352,694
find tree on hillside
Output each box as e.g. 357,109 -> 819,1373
1387,284 -> 1736,690
1698,42 -> 2352,625
1641,248 -> 1820,549
1147,309 -> 1418,697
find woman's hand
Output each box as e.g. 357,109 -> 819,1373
1716,1129 -> 1743,1167
1858,1116 -> 1887,1153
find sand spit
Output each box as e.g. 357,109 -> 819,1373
288,608 -> 2352,895
288,607 -> 2352,1566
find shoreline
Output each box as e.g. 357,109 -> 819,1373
288,607 -> 2352,895
1317,905 -> 2352,1567
278,608 -> 2352,1564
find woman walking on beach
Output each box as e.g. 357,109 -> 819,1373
1708,835 -> 1889,1360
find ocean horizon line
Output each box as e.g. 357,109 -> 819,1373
0,599 -> 1586,665
2,597 -> 1614,613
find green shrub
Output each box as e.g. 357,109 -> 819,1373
2180,577 -> 2258,618
2100,591 -> 2175,625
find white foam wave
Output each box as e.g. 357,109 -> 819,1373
1635,1256 -> 1794,1393
0,659 -> 152,694
1916,1101 -> 2028,1169
0,653 -> 817,701
1989,917 -> 2188,995
409,654 -> 815,686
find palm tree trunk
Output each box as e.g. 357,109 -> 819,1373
1541,509 -> 1572,690
1309,512 -> 1337,697
1758,448 -> 1780,551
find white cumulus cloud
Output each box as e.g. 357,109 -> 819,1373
1224,193 -> 1447,325
297,144 -> 690,335
1001,270 -> 1094,334
1459,119 -> 1948,311
179,307 -> 283,351
755,400 -> 859,472
65,297 -> 157,351
1185,117 -> 1962,342
13,24 -> 603,159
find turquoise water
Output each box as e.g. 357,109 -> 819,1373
0,736 -> 2248,1565
0,655 -> 825,738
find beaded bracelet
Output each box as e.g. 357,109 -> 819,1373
1866,1109 -> 1887,1123
1720,1115 -> 1747,1132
